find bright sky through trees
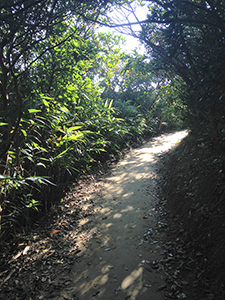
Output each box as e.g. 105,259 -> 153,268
96,27 -> 144,53
96,1 -> 148,53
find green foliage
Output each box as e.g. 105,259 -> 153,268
0,1 -> 187,240
136,0 -> 225,148
0,30 -> 149,239
102,46 -> 186,134
0,0 -> 130,239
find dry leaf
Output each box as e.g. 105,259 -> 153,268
50,229 -> 62,235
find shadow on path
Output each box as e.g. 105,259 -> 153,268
64,131 -> 188,300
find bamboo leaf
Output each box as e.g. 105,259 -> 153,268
108,99 -> 113,109
36,162 -> 46,168
0,175 -> 17,181
26,177 -> 57,186
40,94 -> 54,100
88,148 -> 106,153
66,133 -> 84,140
21,129 -> 27,137
28,109 -> 41,113
53,147 -> 71,160
66,126 -> 82,132
62,132 -> 84,141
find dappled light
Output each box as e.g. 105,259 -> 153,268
113,212 -> 123,218
121,267 -> 143,290
53,131 -> 187,299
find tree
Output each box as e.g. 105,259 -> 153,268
88,32 -> 130,103
101,0 -> 225,148
0,0 -> 131,238
91,32 -> 185,133
0,0 -> 124,171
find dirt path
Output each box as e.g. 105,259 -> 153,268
63,131 -> 188,300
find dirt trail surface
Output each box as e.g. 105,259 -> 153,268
0,131 -> 188,300
65,131 -> 188,300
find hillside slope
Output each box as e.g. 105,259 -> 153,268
158,132 -> 225,300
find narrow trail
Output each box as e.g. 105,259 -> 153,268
62,131 -> 188,300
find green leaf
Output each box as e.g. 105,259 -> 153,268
26,176 -> 57,186
108,99 -> 113,109
40,94 -> 54,100
42,99 -> 49,107
53,147 -> 71,160
28,109 -> 41,113
67,126 -> 82,132
36,162 -> 46,168
88,148 -> 106,153
66,132 -> 84,140
0,175 -> 16,181
21,129 -> 27,137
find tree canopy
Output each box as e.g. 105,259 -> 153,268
106,1 -> 225,144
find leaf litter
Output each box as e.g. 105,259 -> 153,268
0,174 -> 106,300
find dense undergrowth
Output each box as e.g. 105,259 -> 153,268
0,90 -> 177,243
159,132 -> 225,299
